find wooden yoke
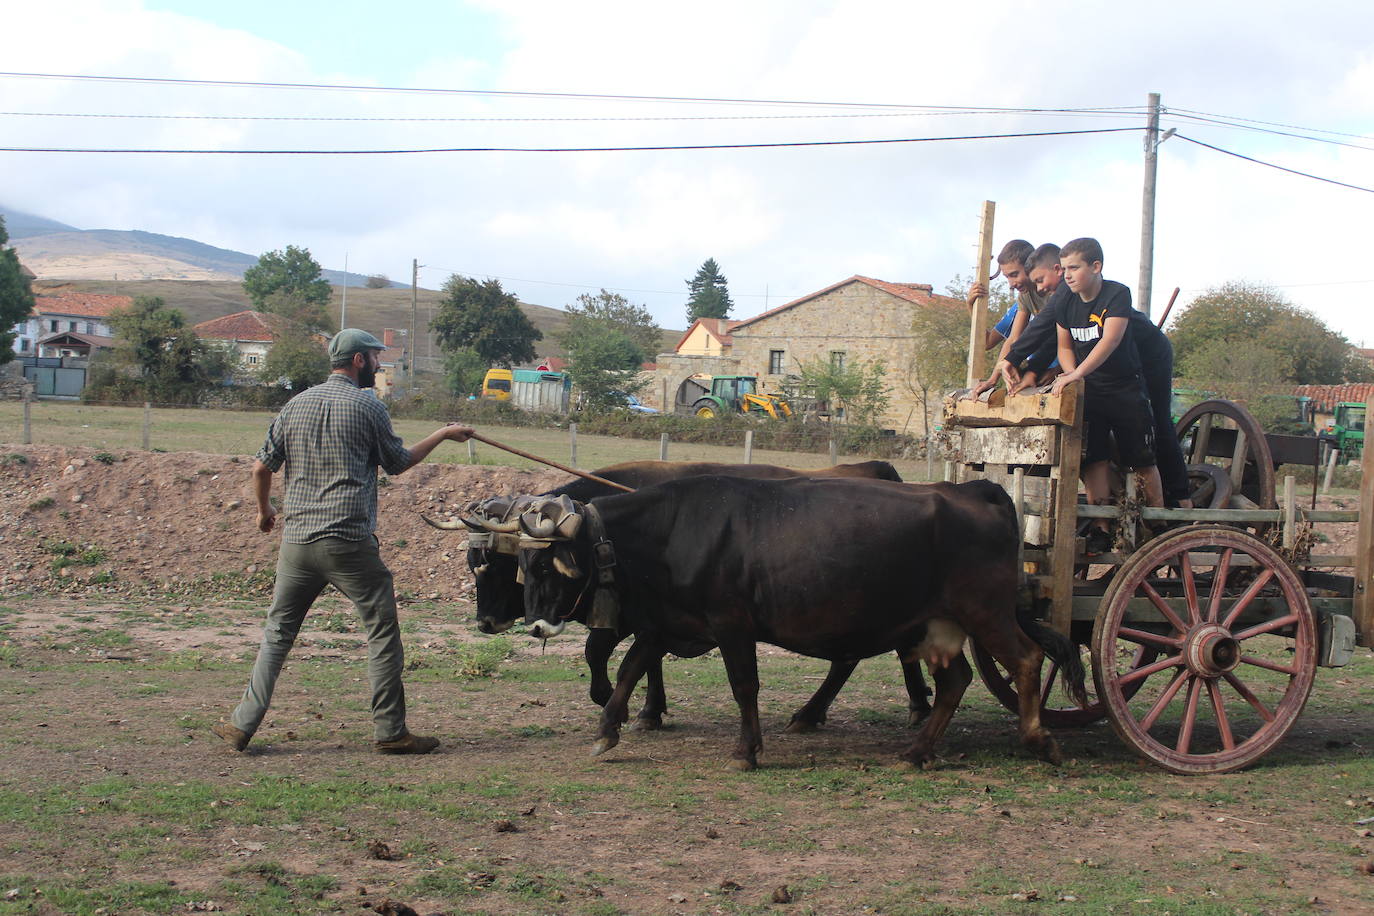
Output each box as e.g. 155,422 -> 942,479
1355,397 -> 1374,645
965,201 -> 996,388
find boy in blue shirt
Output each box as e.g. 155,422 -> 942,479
1049,238 -> 1164,548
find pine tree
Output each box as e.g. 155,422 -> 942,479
685,258 -> 734,324
0,216 -> 35,365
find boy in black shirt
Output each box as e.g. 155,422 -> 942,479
1049,238 -> 1164,547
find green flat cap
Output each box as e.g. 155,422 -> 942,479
328,328 -> 386,359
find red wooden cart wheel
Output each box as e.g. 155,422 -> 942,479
1091,525 -> 1316,774
972,640 -> 1155,728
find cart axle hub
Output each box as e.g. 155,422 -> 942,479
1185,624 -> 1241,677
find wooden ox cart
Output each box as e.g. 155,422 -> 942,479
942,386 -> 1374,773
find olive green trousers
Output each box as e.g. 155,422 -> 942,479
229,537 -> 408,741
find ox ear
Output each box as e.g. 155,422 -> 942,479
552,543 -> 583,579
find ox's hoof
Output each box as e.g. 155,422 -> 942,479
906,708 -> 931,729
592,735 -> 620,757
630,715 -> 663,732
1033,737 -> 1064,766
729,757 -> 757,772
784,717 -> 820,734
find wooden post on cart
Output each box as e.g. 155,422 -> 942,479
965,201 -> 996,388
1355,396 -> 1374,645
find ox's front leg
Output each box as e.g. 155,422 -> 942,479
593,635 -> 660,757
785,659 -> 858,733
980,633 -> 1061,765
631,651 -> 668,731
899,651 -> 971,769
584,627 -> 619,707
900,657 -> 933,727
716,634 -> 763,770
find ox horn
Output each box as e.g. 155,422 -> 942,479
519,495 -> 583,540
421,514 -> 474,531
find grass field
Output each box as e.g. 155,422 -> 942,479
0,400 -> 936,480
1,595 -> 1373,915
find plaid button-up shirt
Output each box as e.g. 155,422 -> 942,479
255,373 -> 412,544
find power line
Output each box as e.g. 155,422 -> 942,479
1174,133 -> 1374,194
0,71 -> 1140,115
0,125 -> 1142,155
1168,106 -> 1374,142
1163,111 -> 1374,153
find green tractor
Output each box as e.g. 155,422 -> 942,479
683,375 -> 792,419
1320,402 -> 1366,463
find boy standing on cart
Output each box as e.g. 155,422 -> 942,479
1049,238 -> 1165,553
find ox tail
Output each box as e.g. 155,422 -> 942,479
1015,607 -> 1089,707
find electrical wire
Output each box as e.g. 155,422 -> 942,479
0,125 -> 1142,155
1174,134 -> 1374,194
1163,111 -> 1374,153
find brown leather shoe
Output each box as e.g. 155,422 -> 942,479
212,722 -> 250,752
375,731 -> 440,755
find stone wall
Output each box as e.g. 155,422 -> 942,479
729,282 -> 936,434
646,353 -> 741,413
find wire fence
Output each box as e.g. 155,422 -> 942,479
1,397 -> 943,481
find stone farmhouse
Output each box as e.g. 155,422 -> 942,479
10,291 -> 126,359
651,275 -> 963,434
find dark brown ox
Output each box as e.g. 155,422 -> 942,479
439,460 -> 931,731
514,475 -> 1086,770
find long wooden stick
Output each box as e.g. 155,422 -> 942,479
469,433 -> 636,493
1156,286 -> 1181,329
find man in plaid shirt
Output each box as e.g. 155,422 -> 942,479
213,329 -> 474,755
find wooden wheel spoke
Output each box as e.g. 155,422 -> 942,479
1205,548 -> 1233,623
1140,580 -> 1190,634
1139,669 -> 1191,731
1207,679 -> 1236,750
1232,613 -> 1299,642
1176,676 -> 1203,754
1223,671 -> 1275,722
1040,660 -> 1060,705
1179,552 -> 1201,626
1240,654 -> 1298,676
1221,568 -> 1277,630
1118,653 -> 1184,687
1117,626 -> 1182,650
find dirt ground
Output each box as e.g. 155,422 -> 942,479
2,445 -> 1374,915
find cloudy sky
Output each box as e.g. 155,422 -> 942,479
3,0 -> 1372,343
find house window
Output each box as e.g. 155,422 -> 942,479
84,322 -> 93,334
246,354 -> 260,365
19,338 -> 30,352
68,321 -> 78,332
49,320 -> 59,332
768,350 -> 785,375
830,350 -> 847,371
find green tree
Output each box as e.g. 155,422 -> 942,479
0,216 -> 35,366
430,275 -> 541,368
685,258 -> 734,324
565,290 -> 661,359
105,296 -> 231,401
905,295 -> 979,437
442,347 -> 487,397
258,325 -> 329,391
1171,281 -> 1366,385
796,355 -> 889,425
242,245 -> 332,314
563,329 -> 647,412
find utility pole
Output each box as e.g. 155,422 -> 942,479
410,258 -> 419,393
340,252 -> 348,329
1138,92 -> 1175,320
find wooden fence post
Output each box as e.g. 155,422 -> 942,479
828,438 -> 838,466
659,433 -> 669,461
467,440 -> 476,463
23,392 -> 31,445
1282,475 -> 1296,552
569,423 -> 578,467
1322,445 -> 1339,494
142,402 -> 151,450
744,430 -> 753,464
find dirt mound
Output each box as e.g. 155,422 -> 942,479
0,445 -> 573,599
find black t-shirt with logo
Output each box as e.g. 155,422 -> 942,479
1056,279 -> 1141,390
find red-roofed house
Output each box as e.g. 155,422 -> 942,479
193,310 -> 285,375
675,318 -> 736,357
10,292 -> 129,358
654,275 -> 962,432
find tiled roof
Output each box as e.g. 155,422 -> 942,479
33,292 -> 132,319
192,310 -> 284,342
1292,383 -> 1374,412
729,276 -> 957,331
674,317 -> 738,353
